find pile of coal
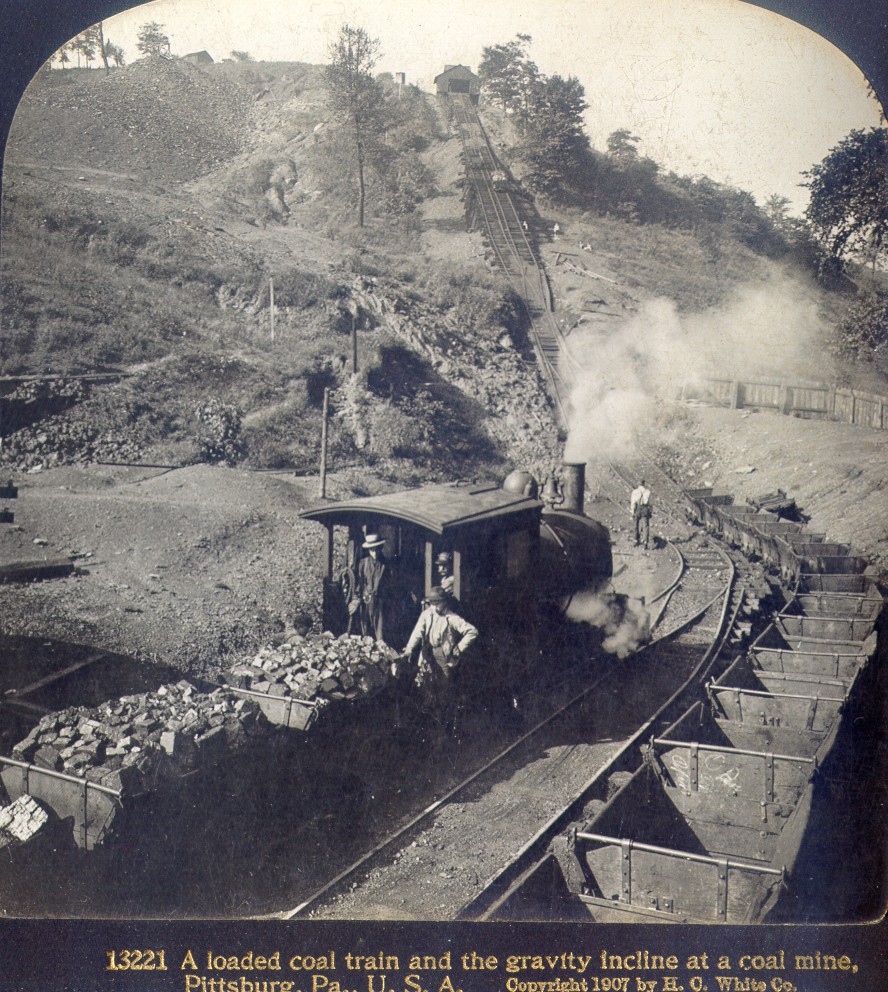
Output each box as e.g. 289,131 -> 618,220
10,681 -> 265,796
0,795 -> 48,851
226,631 -> 397,702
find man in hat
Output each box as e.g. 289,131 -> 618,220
434,551 -> 455,596
630,479 -> 652,549
355,533 -> 395,644
399,586 -> 478,737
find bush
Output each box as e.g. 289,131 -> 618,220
368,403 -> 423,458
195,399 -> 243,465
833,291 -> 888,362
423,266 -> 521,340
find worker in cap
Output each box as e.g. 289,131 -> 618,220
434,551 -> 455,595
629,479 -> 652,550
399,586 -> 478,740
354,532 -> 396,644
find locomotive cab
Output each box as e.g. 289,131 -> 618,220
300,471 -> 613,694
300,482 -> 544,651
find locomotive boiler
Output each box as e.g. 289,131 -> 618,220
300,462 -> 613,689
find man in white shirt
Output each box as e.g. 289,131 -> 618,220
399,586 -> 478,739
629,479 -> 652,549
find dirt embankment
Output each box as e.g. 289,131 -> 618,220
671,404 -> 888,580
0,464 -> 332,673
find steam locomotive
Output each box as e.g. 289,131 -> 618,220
300,462 -> 614,691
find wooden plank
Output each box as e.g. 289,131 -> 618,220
711,686 -> 843,732
712,720 -> 826,759
0,558 -> 75,583
777,615 -> 874,641
655,742 -> 811,804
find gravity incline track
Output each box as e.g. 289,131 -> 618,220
278,535 -> 741,920
449,94 -> 576,426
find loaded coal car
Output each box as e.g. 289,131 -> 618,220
300,463 -> 612,699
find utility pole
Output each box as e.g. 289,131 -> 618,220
319,387 -> 330,498
349,302 -> 359,373
352,313 -> 358,374
269,277 -> 275,342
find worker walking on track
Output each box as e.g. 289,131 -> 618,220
630,479 -> 652,550
398,586 -> 478,743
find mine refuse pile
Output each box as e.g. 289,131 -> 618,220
0,632 -> 398,851
538,491 -> 883,923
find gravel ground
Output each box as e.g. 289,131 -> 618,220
0,463 -> 330,675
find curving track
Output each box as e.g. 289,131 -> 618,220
277,534 -> 743,920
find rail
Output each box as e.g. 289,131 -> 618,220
574,832 -> 784,875
449,94 -> 570,426
457,545 -> 738,919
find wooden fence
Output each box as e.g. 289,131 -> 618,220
681,377 -> 888,431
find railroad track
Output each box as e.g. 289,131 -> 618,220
449,94 -> 575,426
277,534 -> 740,920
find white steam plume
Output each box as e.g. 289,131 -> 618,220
564,589 -> 651,659
562,269 -> 833,464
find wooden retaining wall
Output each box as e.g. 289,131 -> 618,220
682,377 -> 888,431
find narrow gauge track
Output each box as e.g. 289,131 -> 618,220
602,458 -> 699,537
449,94 -> 576,425
278,539 -> 738,920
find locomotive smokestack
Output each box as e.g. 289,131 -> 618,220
561,462 -> 585,515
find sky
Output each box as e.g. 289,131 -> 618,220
61,0 -> 882,212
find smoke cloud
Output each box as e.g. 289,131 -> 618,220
564,589 -> 651,658
562,269 -> 833,465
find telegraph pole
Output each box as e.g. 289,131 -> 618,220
319,386 -> 330,498
269,277 -> 275,342
352,314 -> 358,374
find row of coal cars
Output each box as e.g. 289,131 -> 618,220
544,490 -> 883,923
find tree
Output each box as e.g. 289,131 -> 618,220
325,24 -> 387,227
104,41 -> 126,67
522,74 -> 590,197
763,193 -> 791,225
71,33 -> 96,68
230,50 -> 253,62
607,129 -> 641,162
834,291 -> 888,362
804,127 -> 888,272
83,23 -> 110,72
478,34 -> 537,121
137,21 -> 171,58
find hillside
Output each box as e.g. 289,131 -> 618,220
0,57 -> 886,672
5,57 -> 876,474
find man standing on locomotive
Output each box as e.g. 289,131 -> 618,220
398,586 -> 477,738
630,479 -> 652,550
354,533 -> 395,644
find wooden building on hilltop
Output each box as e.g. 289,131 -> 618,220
434,65 -> 480,103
